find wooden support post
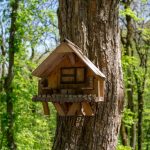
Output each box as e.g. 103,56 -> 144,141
61,103 -> 68,113
98,79 -> 104,101
100,80 -> 104,97
67,103 -> 80,116
81,102 -> 94,116
42,102 -> 50,115
53,103 -> 66,116
76,103 -> 83,116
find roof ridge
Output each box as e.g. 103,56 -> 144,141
64,38 -> 83,54
32,39 -> 106,79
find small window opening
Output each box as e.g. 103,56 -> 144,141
61,67 -> 86,84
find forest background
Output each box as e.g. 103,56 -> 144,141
0,0 -> 149,150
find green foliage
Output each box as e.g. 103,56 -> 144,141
120,1 -> 150,149
117,145 -> 132,150
120,7 -> 143,21
16,0 -> 58,53
122,108 -> 135,128
0,49 -> 57,149
139,27 -> 150,41
0,0 -> 58,149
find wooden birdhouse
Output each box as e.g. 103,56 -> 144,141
32,39 -> 105,116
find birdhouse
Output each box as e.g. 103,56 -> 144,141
32,39 -> 105,116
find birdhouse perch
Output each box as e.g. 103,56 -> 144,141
32,39 -> 105,116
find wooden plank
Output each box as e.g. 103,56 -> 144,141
66,42 -> 106,78
67,53 -> 76,65
42,102 -> 50,115
42,54 -> 65,77
56,43 -> 73,53
61,76 -> 75,83
76,68 -> 85,82
47,71 -> 59,89
32,50 -> 60,77
81,102 -> 94,116
98,79 -> 101,99
67,103 -> 80,116
81,76 -> 94,90
100,80 -> 104,97
98,79 -> 104,99
62,68 -> 74,74
32,43 -> 72,77
76,103 -> 83,116
53,103 -> 66,116
47,54 -> 86,89
61,103 -> 68,112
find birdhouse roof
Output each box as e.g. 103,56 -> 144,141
32,39 -> 105,79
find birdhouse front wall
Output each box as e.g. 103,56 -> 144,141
38,52 -> 104,101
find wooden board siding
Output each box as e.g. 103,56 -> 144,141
67,103 -> 80,115
53,103 -> 66,116
81,102 -> 94,116
97,78 -> 105,101
42,102 -> 50,115
46,53 -> 98,96
48,70 -> 59,89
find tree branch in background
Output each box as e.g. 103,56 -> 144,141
4,0 -> 19,149
120,0 -> 150,149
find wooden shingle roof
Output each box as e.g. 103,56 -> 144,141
32,39 -> 105,79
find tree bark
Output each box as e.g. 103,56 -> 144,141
4,0 -> 19,149
0,19 -> 6,92
134,28 -> 148,150
52,0 -> 124,150
137,91 -> 143,150
121,0 -> 137,149
120,122 -> 129,146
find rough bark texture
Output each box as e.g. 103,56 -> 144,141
4,0 -> 19,149
120,122 -> 129,146
52,0 -> 124,150
122,1 -> 148,149
137,91 -> 143,150
134,27 -> 148,150
124,0 -> 136,149
120,0 -> 137,149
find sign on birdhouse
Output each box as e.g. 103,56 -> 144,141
32,39 -> 105,116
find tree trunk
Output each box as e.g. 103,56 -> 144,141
120,122 -> 129,146
4,0 -> 19,149
137,91 -> 143,150
52,0 -> 124,150
121,0 -> 136,149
